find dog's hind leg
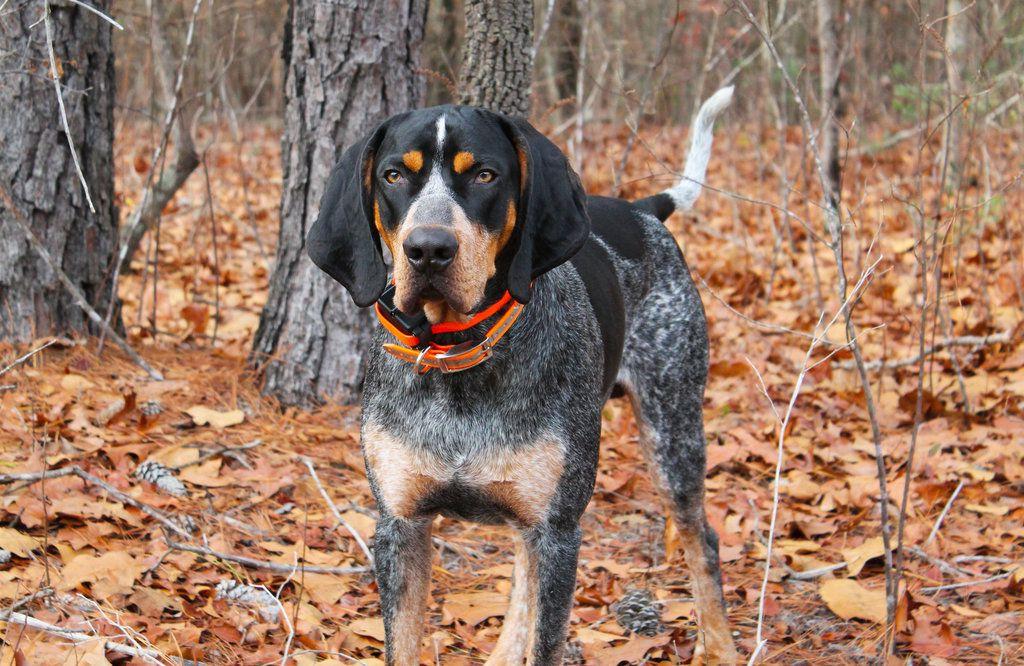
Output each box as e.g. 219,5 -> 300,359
619,283 -> 738,664
374,515 -> 433,666
621,370 -> 737,664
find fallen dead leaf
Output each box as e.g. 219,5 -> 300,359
60,551 -> 145,597
185,405 -> 245,428
0,528 -> 40,557
442,591 -> 508,626
842,536 -> 887,577
347,617 -> 386,642
820,578 -> 886,623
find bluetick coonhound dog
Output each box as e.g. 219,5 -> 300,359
307,87 -> 737,665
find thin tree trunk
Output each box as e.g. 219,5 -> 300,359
117,0 -> 200,272
251,0 -> 428,407
941,0 -> 964,190
0,1 -> 118,342
554,0 -> 581,103
816,0 -> 843,208
459,0 -> 534,115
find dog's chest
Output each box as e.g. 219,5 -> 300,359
362,422 -> 565,526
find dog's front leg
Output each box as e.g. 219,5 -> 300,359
374,514 -> 433,666
525,522 -> 582,665
486,532 -> 537,665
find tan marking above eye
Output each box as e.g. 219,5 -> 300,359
402,150 -> 423,173
453,151 -> 475,174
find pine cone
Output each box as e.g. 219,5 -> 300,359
0,549 -> 11,565
612,588 -> 664,637
215,579 -> 279,622
563,640 -> 585,665
139,400 -> 164,416
135,460 -> 187,497
176,514 -> 198,534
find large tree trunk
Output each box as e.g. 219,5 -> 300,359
251,0 -> 427,407
0,1 -> 118,342
459,0 -> 534,115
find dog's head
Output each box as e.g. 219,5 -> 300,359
306,106 -> 590,321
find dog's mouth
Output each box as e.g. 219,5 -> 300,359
395,274 -> 476,318
418,284 -> 444,302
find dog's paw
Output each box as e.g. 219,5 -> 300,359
691,636 -> 740,666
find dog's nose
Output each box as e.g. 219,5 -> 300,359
403,226 -> 458,274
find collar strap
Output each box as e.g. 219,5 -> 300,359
374,291 -> 524,374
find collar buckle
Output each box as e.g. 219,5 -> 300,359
435,338 -> 494,374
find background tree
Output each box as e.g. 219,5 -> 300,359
0,2 -> 118,342
116,0 -> 201,272
251,0 -> 428,406
459,0 -> 535,115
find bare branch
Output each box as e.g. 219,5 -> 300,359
66,0 -> 123,30
0,338 -> 60,378
165,538 -> 369,576
301,457 -> 375,567
0,465 -> 188,537
4,611 -> 186,664
41,0 -> 94,212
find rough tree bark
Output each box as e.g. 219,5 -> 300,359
251,0 -> 427,406
0,1 -> 118,342
459,0 -> 534,115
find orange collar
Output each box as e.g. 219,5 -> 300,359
374,291 -> 524,374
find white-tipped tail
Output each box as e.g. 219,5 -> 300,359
663,85 -> 734,212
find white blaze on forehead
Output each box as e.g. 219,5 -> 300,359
435,114 -> 446,153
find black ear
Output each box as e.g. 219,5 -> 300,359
498,115 -> 590,303
306,118 -> 399,308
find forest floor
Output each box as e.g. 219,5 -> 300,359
0,118 -> 1022,665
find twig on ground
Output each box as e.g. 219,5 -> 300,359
0,339 -> 59,378
0,466 -> 188,537
786,562 -> 846,581
0,185 -> 163,380
1,587 -> 55,620
171,439 -> 262,471
920,570 -> 1015,593
953,555 -> 1014,565
842,331 -> 1011,371
165,538 -> 368,575
272,558 -> 299,666
924,479 -> 965,546
907,546 -> 972,577
300,457 -> 374,567
4,611 -> 182,664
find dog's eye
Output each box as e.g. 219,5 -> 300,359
475,169 -> 497,184
383,169 -> 403,185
